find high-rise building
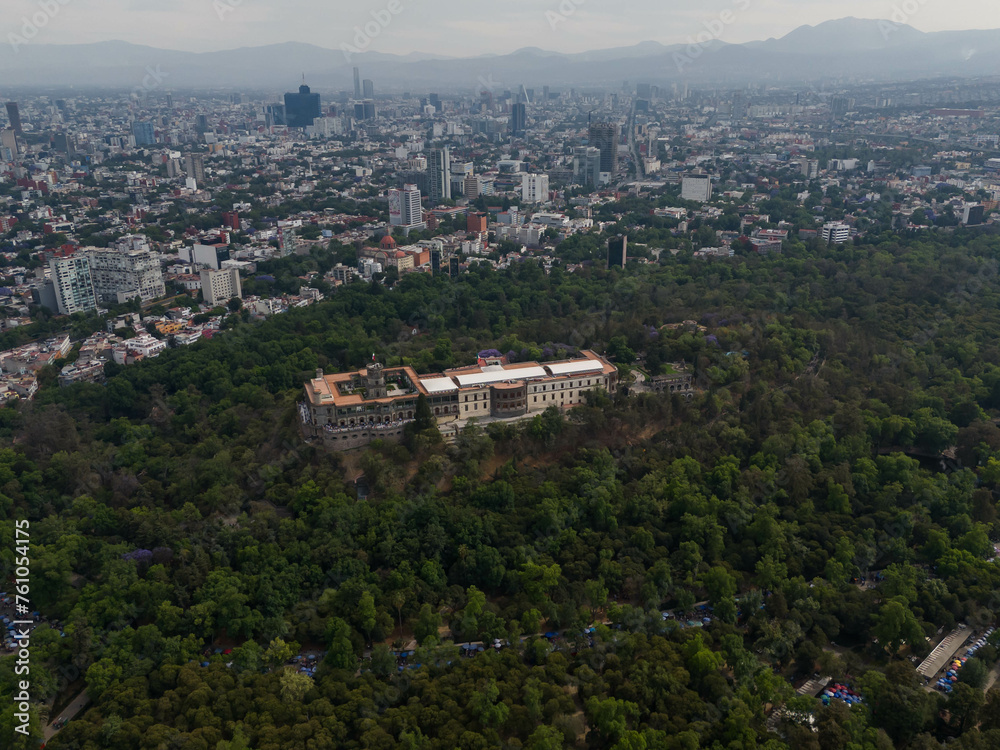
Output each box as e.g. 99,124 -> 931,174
200,268 -> 242,306
166,93 -> 174,109
185,153 -> 206,184
731,91 -> 747,120
132,121 -> 156,146
636,83 -> 652,99
353,67 -> 362,99
962,203 -> 985,226
389,184 -> 426,232
2,129 -> 20,158
265,104 -> 287,128
430,248 -> 443,275
429,93 -> 442,112
49,255 -> 98,315
464,175 -> 482,200
608,235 -> 628,269
284,84 -> 322,129
88,242 -> 166,304
427,148 -> 451,201
52,132 -> 74,156
681,174 -> 713,203
222,212 -> 240,232
363,79 -> 375,99
196,114 -> 210,134
510,102 -> 527,137
5,103 -> 22,135
588,121 -> 619,175
574,146 -> 602,185
521,173 -> 549,203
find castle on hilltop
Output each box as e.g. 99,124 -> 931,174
299,350 -> 618,451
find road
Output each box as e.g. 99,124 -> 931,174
43,690 -> 90,742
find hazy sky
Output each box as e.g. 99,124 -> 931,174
5,0 -> 999,54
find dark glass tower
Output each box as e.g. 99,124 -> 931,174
284,84 -> 321,129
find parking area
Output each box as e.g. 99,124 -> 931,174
917,626 -> 973,679
929,628 -> 995,694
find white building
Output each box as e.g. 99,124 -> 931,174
87,246 -> 166,304
681,174 -> 713,203
388,184 -> 426,232
521,173 -> 550,204
822,222 -> 851,244
49,256 -> 98,315
200,268 -> 242,306
529,212 -> 569,228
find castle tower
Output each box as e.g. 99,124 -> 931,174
365,361 -> 387,399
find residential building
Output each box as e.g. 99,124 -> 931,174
467,213 -> 488,233
521,173 -> 549,203
822,222 -> 851,244
464,175 -> 482,199
389,184 -> 426,232
185,153 -> 206,184
49,255 -> 98,315
427,147 -> 451,201
88,245 -> 166,304
200,268 -> 242,306
681,174 -> 713,203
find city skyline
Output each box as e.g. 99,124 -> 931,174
5,0 -> 1000,56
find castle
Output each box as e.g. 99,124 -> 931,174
299,350 -> 618,451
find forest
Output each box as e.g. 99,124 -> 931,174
3,230 -> 1000,748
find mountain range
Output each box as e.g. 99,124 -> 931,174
1,18 -> 999,92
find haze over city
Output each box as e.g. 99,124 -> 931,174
4,0 -> 1000,54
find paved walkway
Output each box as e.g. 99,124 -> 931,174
43,690 -> 89,742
